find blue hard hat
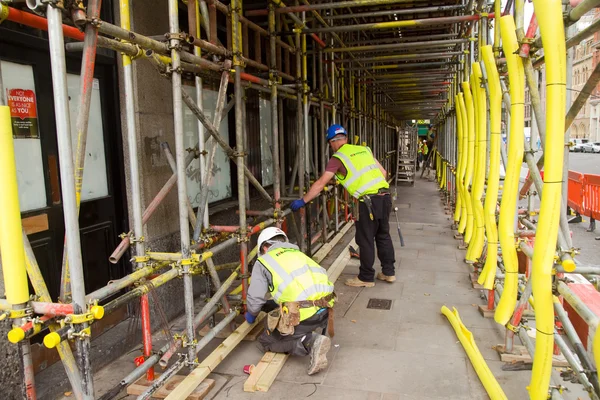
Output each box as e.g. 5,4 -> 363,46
326,124 -> 347,141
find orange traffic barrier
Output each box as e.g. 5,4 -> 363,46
567,171 -> 585,214
583,174 -> 600,220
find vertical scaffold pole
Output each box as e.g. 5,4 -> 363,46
119,0 -> 153,380
46,4 -> 94,398
231,0 -> 249,305
167,0 -> 196,364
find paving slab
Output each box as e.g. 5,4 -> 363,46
324,347 -> 471,398
212,380 -> 381,400
332,318 -> 399,351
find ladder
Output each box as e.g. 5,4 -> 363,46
395,124 -> 418,186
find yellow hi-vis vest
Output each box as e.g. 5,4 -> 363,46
332,144 -> 389,199
258,246 -> 335,321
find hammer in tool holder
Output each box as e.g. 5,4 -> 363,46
362,195 -> 375,221
393,207 -> 405,247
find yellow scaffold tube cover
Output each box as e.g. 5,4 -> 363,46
528,0 -> 566,398
454,95 -> 464,226
0,106 -> 30,305
494,15 -> 524,326
462,81 -> 476,244
457,93 -> 469,234
594,329 -> 600,390
441,306 -> 507,400
478,46 -> 502,290
466,63 -> 487,262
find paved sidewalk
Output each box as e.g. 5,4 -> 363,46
83,178 -> 588,400
208,178 -> 585,400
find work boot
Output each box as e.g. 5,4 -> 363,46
344,276 -> 375,287
306,334 -> 331,375
376,272 -> 396,283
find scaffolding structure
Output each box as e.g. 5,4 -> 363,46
1,0 -> 600,399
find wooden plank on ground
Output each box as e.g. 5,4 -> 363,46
127,374 -> 215,399
312,221 -> 354,263
495,344 -> 569,367
164,312 -> 266,400
327,238 -> 355,282
243,352 -> 276,392
255,353 -> 289,392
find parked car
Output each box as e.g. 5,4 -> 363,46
570,138 -> 589,152
583,142 -> 600,153
573,143 -> 588,152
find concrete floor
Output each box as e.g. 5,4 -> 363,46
64,177 -> 591,400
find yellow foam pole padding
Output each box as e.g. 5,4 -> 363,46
441,306 -> 508,400
528,1 -> 566,398
453,95 -> 464,224
594,329 -> 600,391
466,72 -> 480,262
0,106 -> 30,305
442,161 -> 447,190
457,93 -> 469,233
467,64 -> 487,262
461,82 -> 476,244
494,15 -> 525,326
478,46 -> 502,290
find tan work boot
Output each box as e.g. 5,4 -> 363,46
345,276 -> 375,287
307,334 -> 331,375
377,272 -> 396,283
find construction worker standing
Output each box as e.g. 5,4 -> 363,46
245,227 -> 335,375
290,124 -> 396,287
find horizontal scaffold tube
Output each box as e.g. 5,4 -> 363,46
494,15 -> 525,327
441,306 -> 507,400
529,0 -> 567,398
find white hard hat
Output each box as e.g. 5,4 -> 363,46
257,227 -> 288,254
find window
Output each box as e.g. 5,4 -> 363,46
1,60 -> 47,212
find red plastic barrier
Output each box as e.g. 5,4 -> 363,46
583,174 -> 600,220
568,170 -> 585,214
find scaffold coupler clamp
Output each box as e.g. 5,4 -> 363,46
505,322 -> 519,333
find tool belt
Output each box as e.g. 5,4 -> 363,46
267,292 -> 336,337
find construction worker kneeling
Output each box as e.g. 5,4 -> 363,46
244,227 -> 336,375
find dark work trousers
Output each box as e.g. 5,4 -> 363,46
356,193 -> 396,282
258,309 -> 329,356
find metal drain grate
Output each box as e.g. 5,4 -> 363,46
366,298 -> 393,310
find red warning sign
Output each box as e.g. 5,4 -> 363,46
6,88 -> 39,138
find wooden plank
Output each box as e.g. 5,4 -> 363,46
312,221 -> 354,263
164,312 -> 266,400
22,214 -> 49,235
495,344 -> 569,367
127,374 -> 215,399
478,305 -> 495,318
243,352 -> 276,392
255,353 -> 289,392
327,238 -> 355,283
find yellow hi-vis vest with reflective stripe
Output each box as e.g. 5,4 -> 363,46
332,144 -> 389,199
258,246 -> 335,321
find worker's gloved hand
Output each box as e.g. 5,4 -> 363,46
290,198 -> 306,211
245,312 -> 257,324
